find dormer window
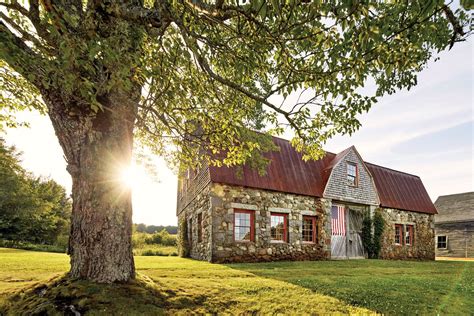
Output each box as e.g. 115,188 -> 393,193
347,162 -> 358,186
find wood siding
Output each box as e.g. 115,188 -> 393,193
435,221 -> 474,258
177,162 -> 211,215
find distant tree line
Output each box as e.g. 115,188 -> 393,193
134,223 -> 177,235
0,138 -> 177,253
0,139 -> 71,248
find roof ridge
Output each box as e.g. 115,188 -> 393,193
271,135 -> 420,178
364,161 -> 420,178
436,191 -> 474,198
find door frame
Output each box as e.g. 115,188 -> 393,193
330,201 -> 369,259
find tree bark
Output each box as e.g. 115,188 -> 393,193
45,90 -> 138,283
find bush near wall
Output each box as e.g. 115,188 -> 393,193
178,218 -> 190,258
361,210 -> 385,259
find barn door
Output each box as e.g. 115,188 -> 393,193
347,208 -> 365,259
331,205 -> 347,259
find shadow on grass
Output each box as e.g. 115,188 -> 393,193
225,259 -> 474,315
0,273 -> 224,315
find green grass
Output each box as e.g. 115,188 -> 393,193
0,248 -> 472,315
132,244 -> 178,256
229,259 -> 474,315
0,248 -> 370,315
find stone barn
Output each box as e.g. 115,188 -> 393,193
434,192 -> 474,258
177,137 -> 437,263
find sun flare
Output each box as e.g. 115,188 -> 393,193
120,164 -> 149,190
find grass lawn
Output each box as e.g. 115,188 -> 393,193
132,244 -> 178,256
230,259 -> 474,315
0,248 -> 472,315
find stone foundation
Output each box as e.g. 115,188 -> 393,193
379,208 -> 435,260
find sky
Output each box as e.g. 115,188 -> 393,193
4,38 -> 473,226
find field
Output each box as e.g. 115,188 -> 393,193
0,248 -> 472,315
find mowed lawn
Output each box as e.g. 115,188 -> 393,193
0,248 -> 472,315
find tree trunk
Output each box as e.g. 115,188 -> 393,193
45,90 -> 138,283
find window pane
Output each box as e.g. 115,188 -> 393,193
395,225 -> 401,244
234,211 -> 253,241
271,214 -> 286,241
437,236 -> 447,249
302,217 -> 314,242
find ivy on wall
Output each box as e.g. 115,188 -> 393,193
178,218 -> 190,258
361,213 -> 373,258
361,210 -> 385,259
373,211 -> 385,258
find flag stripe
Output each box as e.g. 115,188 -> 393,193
331,205 -> 346,236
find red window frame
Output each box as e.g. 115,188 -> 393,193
347,162 -> 358,186
233,209 -> 255,242
394,224 -> 403,245
270,212 -> 288,242
302,216 -> 318,243
197,213 -> 203,243
405,225 -> 414,246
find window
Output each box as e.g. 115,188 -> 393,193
271,213 -> 288,242
405,225 -> 414,246
437,236 -> 447,249
302,216 -> 318,243
347,163 -> 358,186
197,213 -> 203,243
394,224 -> 403,245
234,210 -> 254,242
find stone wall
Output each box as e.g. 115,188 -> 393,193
379,208 -> 435,260
177,184 -> 212,261
209,183 -> 331,263
324,147 -> 378,206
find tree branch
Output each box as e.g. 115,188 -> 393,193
442,5 -> 467,49
176,23 -> 305,140
0,20 -> 47,89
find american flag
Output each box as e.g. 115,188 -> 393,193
331,205 -> 346,236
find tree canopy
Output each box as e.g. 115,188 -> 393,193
1,1 -> 469,170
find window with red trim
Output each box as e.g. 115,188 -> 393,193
271,213 -> 288,242
405,225 -> 414,246
302,216 -> 318,243
234,210 -> 254,242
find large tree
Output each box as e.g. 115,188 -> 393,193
0,1 -> 468,283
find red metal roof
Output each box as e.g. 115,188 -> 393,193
209,137 -> 335,197
365,163 -> 437,214
209,136 -> 437,214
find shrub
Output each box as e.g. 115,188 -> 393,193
145,229 -> 177,246
0,239 -> 66,253
140,249 -> 178,256
361,210 -> 385,259
178,218 -> 189,258
361,213 -> 373,258
372,211 -> 385,258
132,232 -> 148,248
